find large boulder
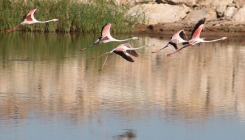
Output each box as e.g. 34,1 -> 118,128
233,0 -> 245,8
184,8 -> 217,22
128,4 -> 190,24
216,5 -> 227,17
224,7 -> 238,20
233,5 -> 245,22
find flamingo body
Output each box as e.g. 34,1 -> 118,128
22,9 -> 38,24
92,43 -> 152,71
96,23 -> 138,44
111,43 -> 139,62
80,23 -> 138,51
152,30 -> 187,53
6,9 -> 59,33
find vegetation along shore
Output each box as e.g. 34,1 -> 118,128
1,0 -> 245,35
0,0 -> 144,33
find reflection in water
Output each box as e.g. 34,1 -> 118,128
113,129 -> 136,140
0,32 -> 245,139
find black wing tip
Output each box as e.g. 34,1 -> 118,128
196,17 -> 206,25
179,30 -> 187,40
114,51 -> 135,62
200,18 -> 206,24
128,58 -> 134,62
126,50 -> 138,57
190,18 -> 206,38
169,42 -> 178,50
121,55 -> 134,62
182,42 -> 189,45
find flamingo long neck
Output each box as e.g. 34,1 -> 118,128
112,37 -> 138,42
37,19 -> 56,23
110,49 -> 115,53
127,44 -> 149,50
201,38 -> 226,43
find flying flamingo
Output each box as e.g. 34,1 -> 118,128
80,23 -> 139,51
152,30 -> 187,53
92,43 -> 153,71
6,9 -> 59,33
167,18 -> 227,56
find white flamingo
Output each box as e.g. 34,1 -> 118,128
92,43 -> 153,71
152,30 -> 187,53
6,9 -> 58,33
80,23 -> 139,51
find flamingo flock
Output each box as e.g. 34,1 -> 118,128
166,18 -> 227,56
5,9 -> 228,71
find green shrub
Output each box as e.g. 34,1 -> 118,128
0,0 -> 144,33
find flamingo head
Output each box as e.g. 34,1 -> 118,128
52,19 -> 59,22
132,37 -> 139,40
222,37 -> 227,40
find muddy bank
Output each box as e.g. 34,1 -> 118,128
134,20 -> 245,37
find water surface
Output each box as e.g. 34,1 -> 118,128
0,32 -> 245,140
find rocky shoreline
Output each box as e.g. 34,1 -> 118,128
134,20 -> 245,37
124,0 -> 245,36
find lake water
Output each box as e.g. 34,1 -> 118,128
0,32 -> 245,140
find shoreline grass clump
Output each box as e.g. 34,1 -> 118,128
0,0 -> 145,33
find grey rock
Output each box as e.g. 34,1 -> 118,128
224,7 -> 237,20
233,0 -> 245,8
128,4 -> 190,24
233,5 -> 245,22
184,8 -> 217,22
216,5 -> 227,17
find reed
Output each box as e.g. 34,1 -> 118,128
0,0 -> 144,33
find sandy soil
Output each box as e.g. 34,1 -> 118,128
134,20 -> 245,38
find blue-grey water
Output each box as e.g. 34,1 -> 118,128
0,32 -> 245,140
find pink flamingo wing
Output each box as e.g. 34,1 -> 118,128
172,30 -> 182,39
101,23 -> 111,38
26,14 -> 32,21
25,9 -> 36,21
114,44 -> 125,51
191,18 -> 206,38
192,25 -> 204,38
